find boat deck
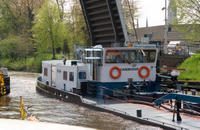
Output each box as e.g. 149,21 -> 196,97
83,97 -> 200,130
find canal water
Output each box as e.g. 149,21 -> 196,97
0,71 -> 160,130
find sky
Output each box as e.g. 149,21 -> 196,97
137,0 -> 166,27
64,0 -> 167,27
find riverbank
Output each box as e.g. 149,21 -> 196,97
178,53 -> 200,81
0,54 -> 63,72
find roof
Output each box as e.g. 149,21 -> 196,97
42,60 -> 63,66
135,25 -> 187,42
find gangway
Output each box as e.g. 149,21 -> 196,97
79,0 -> 129,47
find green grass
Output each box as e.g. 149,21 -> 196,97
0,53 -> 63,72
178,53 -> 200,81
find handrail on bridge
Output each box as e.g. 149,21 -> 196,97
154,93 -> 200,106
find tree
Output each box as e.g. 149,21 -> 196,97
0,35 -> 31,59
0,0 -> 45,35
32,0 -> 66,59
0,0 -> 19,38
55,0 -> 66,21
120,0 -> 139,42
68,0 -> 89,46
121,0 -> 139,30
174,0 -> 200,41
0,0 -> 45,56
64,0 -> 89,57
55,0 -> 71,57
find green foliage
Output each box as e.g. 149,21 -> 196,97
0,0 -> 88,72
0,53 -> 62,72
174,0 -> 200,42
66,0 -> 89,49
0,0 -> 89,72
178,53 -> 200,81
196,50 -> 200,54
32,0 -> 67,58
174,0 -> 200,24
121,0 -> 139,31
0,0 -> 18,37
0,35 -> 31,59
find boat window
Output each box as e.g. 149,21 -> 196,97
105,49 -> 156,64
83,50 -> 102,64
63,71 -> 67,80
86,51 -> 91,57
44,68 -> 48,76
143,50 -> 156,63
93,51 -> 102,57
69,72 -> 74,81
79,72 -> 86,79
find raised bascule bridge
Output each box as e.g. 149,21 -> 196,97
79,0 -> 129,47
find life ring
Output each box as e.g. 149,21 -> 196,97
110,66 -> 121,79
138,66 -> 150,79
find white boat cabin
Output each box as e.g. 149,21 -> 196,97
42,45 -> 158,93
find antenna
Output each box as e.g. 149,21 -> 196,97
164,0 -> 168,45
146,17 -> 148,27
137,19 -> 139,28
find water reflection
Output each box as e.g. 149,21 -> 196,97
0,71 -> 161,130
0,96 -> 10,106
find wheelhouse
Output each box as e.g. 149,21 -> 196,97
82,46 -> 158,83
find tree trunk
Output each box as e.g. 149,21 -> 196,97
49,24 -> 56,59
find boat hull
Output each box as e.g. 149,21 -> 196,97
36,78 -> 83,104
36,77 -> 177,130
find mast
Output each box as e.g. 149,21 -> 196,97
164,0 -> 168,46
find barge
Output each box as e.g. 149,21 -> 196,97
36,45 -> 200,130
0,67 -> 10,96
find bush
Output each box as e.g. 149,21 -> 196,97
0,35 -> 31,59
0,53 -> 63,72
178,53 -> 200,81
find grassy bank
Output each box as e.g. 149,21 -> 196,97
0,54 -> 63,73
178,53 -> 200,81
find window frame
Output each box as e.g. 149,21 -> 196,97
79,72 -> 86,79
69,72 -> 74,81
63,71 -> 67,81
104,49 -> 156,64
44,68 -> 48,76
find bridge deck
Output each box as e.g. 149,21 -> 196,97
79,0 -> 128,46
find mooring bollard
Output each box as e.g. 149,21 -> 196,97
137,109 -> 142,118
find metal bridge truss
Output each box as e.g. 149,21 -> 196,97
79,0 -> 129,47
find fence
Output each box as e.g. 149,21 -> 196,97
160,44 -> 200,56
